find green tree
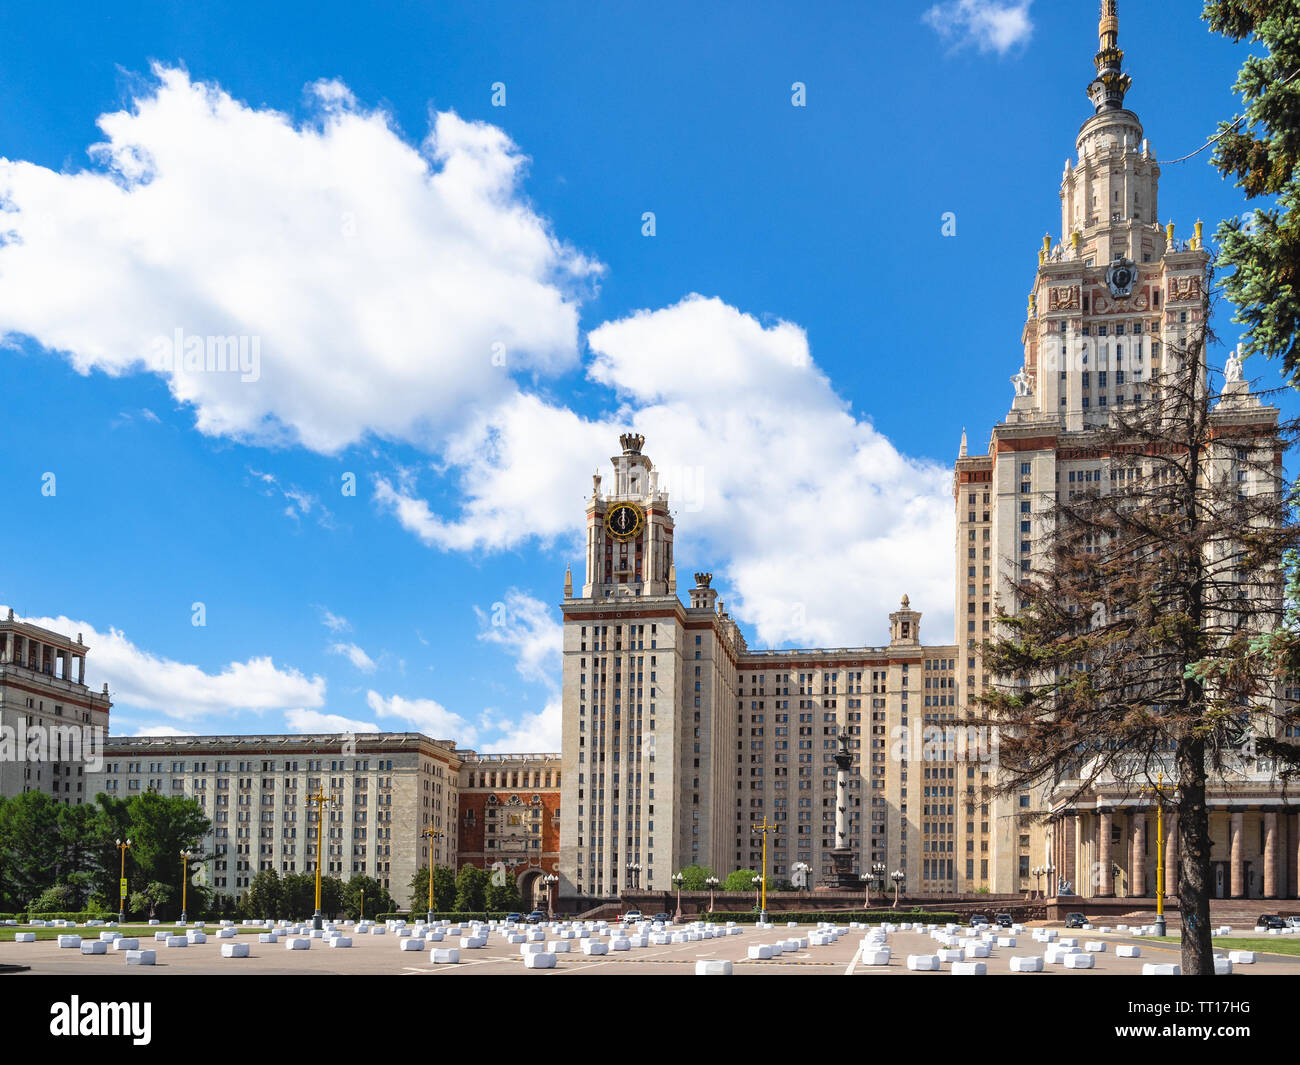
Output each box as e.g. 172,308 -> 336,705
0,792 -> 62,905
485,878 -> 521,912
453,864 -> 490,911
128,881 -> 172,921
1203,1 -> 1300,378
675,864 -> 715,890
408,864 -> 456,914
280,873 -> 317,919
120,792 -> 211,901
723,868 -> 759,892
342,875 -> 393,919
320,875 -> 345,918
28,883 -> 77,914
241,869 -> 284,919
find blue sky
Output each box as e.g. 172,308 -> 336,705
0,1 -> 1288,750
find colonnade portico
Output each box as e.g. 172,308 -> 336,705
1050,802 -> 1300,901
0,611 -> 87,684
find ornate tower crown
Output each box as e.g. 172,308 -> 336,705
1088,0 -> 1131,113
694,572 -> 713,588
619,432 -> 645,455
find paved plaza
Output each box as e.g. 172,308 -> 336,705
3,918 -> 1297,976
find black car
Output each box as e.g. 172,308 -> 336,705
969,914 -> 990,927
525,910 -> 545,925
652,912 -> 671,923
1065,912 -> 1087,928
994,913 -> 1013,928
1257,913 -> 1286,930
505,912 -> 523,924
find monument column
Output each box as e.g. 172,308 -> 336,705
1098,810 -> 1113,897
1165,812 -> 1178,897
827,728 -> 858,889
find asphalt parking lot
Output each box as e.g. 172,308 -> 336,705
3,920 -> 1297,975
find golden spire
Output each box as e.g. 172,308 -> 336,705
1087,1 -> 1131,113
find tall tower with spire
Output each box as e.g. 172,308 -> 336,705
950,4 -> 1279,897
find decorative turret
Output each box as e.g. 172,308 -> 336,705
1087,1 -> 1131,113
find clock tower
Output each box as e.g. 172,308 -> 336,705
582,432 -> 675,599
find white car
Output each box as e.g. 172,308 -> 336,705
620,910 -> 643,924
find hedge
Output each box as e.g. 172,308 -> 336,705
687,910 -> 962,925
0,913 -> 27,922
374,911 -> 518,923
25,911 -> 117,922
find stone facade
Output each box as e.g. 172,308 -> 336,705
0,611 -> 112,803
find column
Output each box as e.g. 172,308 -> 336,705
2,630 -> 12,664
1098,810 -> 1113,897
1165,811 -> 1178,897
1230,811 -> 1244,898
1264,811 -> 1278,899
77,656 -> 85,685
1132,812 -> 1147,897
1291,812 -> 1300,900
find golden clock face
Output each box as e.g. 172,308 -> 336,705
604,501 -> 645,540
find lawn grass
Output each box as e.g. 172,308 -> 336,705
1149,935 -> 1300,957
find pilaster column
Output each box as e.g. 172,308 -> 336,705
1098,810 -> 1113,897
77,656 -> 85,685
1132,812 -> 1146,897
1230,811 -> 1245,898
1264,811 -> 1278,899
2,631 -> 12,663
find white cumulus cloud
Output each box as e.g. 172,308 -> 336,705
365,690 -> 475,743
285,708 -> 380,733
923,0 -> 1033,54
0,64 -> 600,453
3,608 -> 326,720
328,641 -> 377,673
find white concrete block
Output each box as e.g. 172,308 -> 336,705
1085,941 -> 1107,952
997,936 -> 1016,947
125,949 -> 156,965
1116,945 -> 1141,958
217,927 -> 237,938
460,936 -> 486,949
524,951 -> 556,969
611,937 -> 631,951
937,948 -> 964,962
285,937 -> 310,950
860,950 -> 890,966
258,933 -> 278,944
98,931 -> 122,942
1142,962 -> 1181,975
695,959 -> 733,975
328,937 -> 353,948
222,942 -> 250,958
1063,952 -> 1095,969
186,931 -> 206,944
165,936 -> 187,948
398,937 -> 424,951
14,933 -> 35,943
80,941 -> 107,955
1010,955 -> 1044,972
1214,956 -> 1233,975
1228,951 -> 1255,964
57,935 -> 82,949
520,943 -> 545,955
547,940 -> 571,953
952,962 -> 987,975
582,940 -> 608,955
1059,937 -> 1078,947
431,948 -> 460,964
966,943 -> 991,958
907,954 -> 941,971
748,944 -> 776,960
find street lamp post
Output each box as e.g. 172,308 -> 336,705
307,785 -> 337,930
543,873 -> 559,919
115,838 -> 131,925
1045,861 -> 1056,900
421,824 -> 444,924
890,868 -> 905,910
672,872 -> 684,922
752,875 -> 761,913
179,849 -> 195,924
751,816 -> 776,924
705,875 -> 719,912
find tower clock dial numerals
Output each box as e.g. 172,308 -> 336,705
604,502 -> 645,540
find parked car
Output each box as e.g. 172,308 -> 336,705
1256,913 -> 1286,930
651,912 -> 671,923
621,910 -> 643,924
1065,912 -> 1088,928
1285,916 -> 1300,930
969,914 -> 990,927
505,912 -> 523,924
995,913 -> 1013,928
525,910 -> 545,924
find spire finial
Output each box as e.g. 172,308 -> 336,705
1087,1 -> 1130,113
959,428 -> 968,458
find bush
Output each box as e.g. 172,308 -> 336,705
0,913 -> 28,922
27,885 -> 77,913
27,911 -> 121,922
374,911 -> 518,923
